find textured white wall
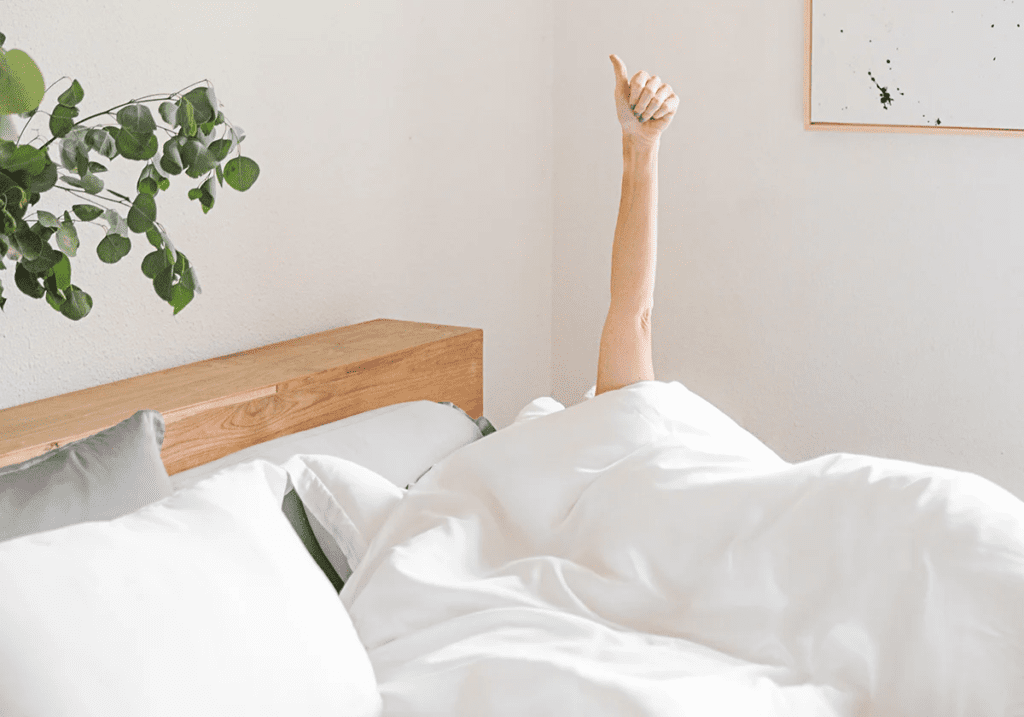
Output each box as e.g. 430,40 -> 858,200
552,1 -> 1024,498
0,0 -> 554,430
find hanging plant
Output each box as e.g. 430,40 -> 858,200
0,30 -> 260,319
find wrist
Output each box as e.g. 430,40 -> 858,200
622,135 -> 659,173
622,134 -> 660,153
622,135 -> 660,165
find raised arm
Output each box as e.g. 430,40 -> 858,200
596,55 -> 678,397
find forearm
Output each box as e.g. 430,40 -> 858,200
608,136 -> 659,318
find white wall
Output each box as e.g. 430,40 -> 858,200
0,0 -> 554,431
552,0 -> 1024,499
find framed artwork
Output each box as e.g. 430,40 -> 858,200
805,0 -> 1024,136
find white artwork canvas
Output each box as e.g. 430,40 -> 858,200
808,0 -> 1024,132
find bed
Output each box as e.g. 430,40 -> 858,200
2,317 -> 1024,717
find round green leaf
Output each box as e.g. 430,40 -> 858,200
48,104 -> 79,138
14,262 -> 45,298
159,101 -> 178,126
137,164 -> 160,196
55,215 -> 79,256
79,172 -> 104,195
223,156 -> 260,191
153,264 -> 174,301
11,221 -> 42,259
96,233 -> 131,264
0,48 -> 45,114
45,289 -> 63,311
36,210 -> 59,229
160,139 -> 183,175
141,249 -> 168,278
138,176 -> 158,195
126,192 -> 157,233
59,132 -> 89,173
59,285 -> 92,320
116,103 -> 157,134
145,225 -> 164,249
0,144 -> 47,174
170,282 -> 194,315
178,139 -> 202,170
208,138 -> 232,162
72,204 -> 104,221
115,128 -> 158,161
50,252 -> 71,291
191,176 -> 217,214
85,129 -> 117,159
18,243 -> 61,274
57,79 -> 85,107
185,146 -> 218,178
182,86 -> 215,124
26,160 -> 57,193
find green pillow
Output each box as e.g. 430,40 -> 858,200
281,488 -> 345,593
0,410 -> 173,543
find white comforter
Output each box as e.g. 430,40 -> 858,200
340,380 -> 1024,716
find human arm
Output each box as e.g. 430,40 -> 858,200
596,55 -> 678,397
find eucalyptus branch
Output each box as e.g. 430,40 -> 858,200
38,80 -> 213,150
0,35 -> 257,321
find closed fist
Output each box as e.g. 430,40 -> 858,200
609,54 -> 678,144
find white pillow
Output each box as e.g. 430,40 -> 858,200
172,400 -> 483,491
285,453 -> 405,582
0,459 -> 383,717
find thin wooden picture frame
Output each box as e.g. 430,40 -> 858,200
804,0 -> 1024,137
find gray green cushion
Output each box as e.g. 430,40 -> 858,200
281,487 -> 345,593
0,410 -> 173,543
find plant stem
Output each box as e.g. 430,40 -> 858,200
59,185 -> 131,210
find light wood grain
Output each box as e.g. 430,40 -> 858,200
0,318 -> 483,475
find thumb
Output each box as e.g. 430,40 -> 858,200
609,54 -> 628,95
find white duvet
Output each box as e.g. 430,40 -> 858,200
339,380 -> 1024,716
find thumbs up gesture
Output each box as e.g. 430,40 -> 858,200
609,54 -> 678,145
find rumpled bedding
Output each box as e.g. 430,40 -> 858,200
340,380 -> 1024,716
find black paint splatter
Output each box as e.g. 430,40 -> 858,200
867,70 -> 894,109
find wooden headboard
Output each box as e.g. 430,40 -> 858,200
0,319 -> 483,475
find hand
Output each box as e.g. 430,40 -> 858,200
609,54 -> 679,145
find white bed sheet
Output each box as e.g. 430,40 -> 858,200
333,380 -> 1024,716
